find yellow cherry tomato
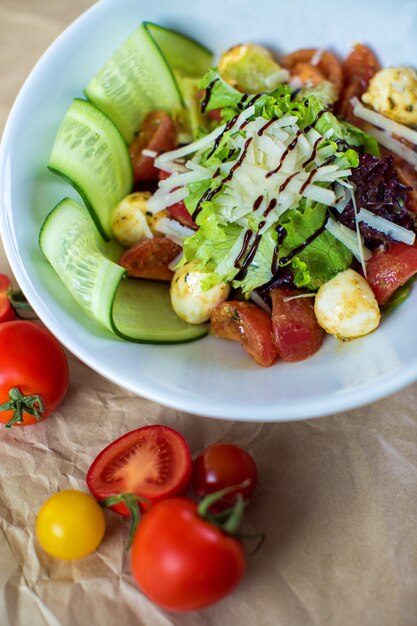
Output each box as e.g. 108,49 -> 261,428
36,490 -> 106,560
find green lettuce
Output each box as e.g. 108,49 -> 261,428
278,203 -> 353,290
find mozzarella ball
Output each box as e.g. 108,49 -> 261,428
362,67 -> 417,125
170,262 -> 230,324
111,192 -> 153,247
314,269 -> 380,340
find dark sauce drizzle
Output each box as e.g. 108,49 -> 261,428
192,137 -> 253,219
279,219 -> 328,266
200,79 -> 218,114
266,107 -> 330,179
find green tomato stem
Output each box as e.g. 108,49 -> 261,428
197,480 -> 251,535
99,492 -> 151,549
0,387 -> 45,428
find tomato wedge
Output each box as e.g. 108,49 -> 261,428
271,288 -> 324,362
366,242 -> 417,305
210,301 -> 278,367
158,171 -> 197,229
119,237 -> 182,281
86,425 -> 193,516
336,44 -> 380,122
129,111 -> 177,182
0,275 -> 15,323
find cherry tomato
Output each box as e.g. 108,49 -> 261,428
282,48 -> 343,94
0,275 -> 16,323
271,288 -> 324,362
193,442 -> 257,509
0,321 -> 69,427
158,170 -> 197,229
366,242 -> 417,305
210,301 -> 278,367
36,490 -> 106,560
336,44 -> 380,122
131,497 -> 245,611
129,111 -> 177,182
86,425 -> 192,516
119,237 -> 182,281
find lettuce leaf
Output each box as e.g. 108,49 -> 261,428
278,204 -> 353,290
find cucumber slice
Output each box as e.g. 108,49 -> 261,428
84,22 -> 213,143
48,99 -> 133,240
40,198 -> 208,344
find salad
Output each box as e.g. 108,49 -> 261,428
41,24 -> 417,367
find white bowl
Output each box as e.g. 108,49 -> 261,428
2,0 -> 417,421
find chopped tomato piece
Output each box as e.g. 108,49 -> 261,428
0,274 -> 15,323
210,301 -> 278,367
129,111 -> 177,182
271,288 -> 324,362
119,238 -> 182,281
366,242 -> 417,304
336,44 -> 380,122
158,171 -> 197,229
281,48 -> 343,94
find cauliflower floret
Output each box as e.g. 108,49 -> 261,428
219,44 -> 289,93
314,269 -> 380,340
170,262 -> 230,324
111,192 -> 153,247
362,67 -> 417,126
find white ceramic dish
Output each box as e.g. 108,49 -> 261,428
2,0 -> 417,421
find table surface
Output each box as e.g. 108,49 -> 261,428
1,2 -> 417,625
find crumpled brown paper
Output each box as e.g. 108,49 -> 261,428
1,2 -> 417,625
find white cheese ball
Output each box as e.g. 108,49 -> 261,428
314,269 -> 380,340
111,192 -> 153,247
362,67 -> 417,126
170,262 -> 230,324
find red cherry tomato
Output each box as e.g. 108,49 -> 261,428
0,275 -> 16,323
129,111 -> 177,182
119,237 -> 182,281
210,301 -> 278,367
0,321 -> 69,427
192,442 -> 257,509
131,497 -> 245,611
86,425 -> 192,516
366,242 -> 417,305
271,288 -> 324,362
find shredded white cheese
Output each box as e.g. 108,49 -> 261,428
357,208 -> 416,245
352,97 -> 417,146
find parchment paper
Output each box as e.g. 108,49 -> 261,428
1,2 -> 417,625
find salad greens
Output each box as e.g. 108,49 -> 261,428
170,69 -> 380,295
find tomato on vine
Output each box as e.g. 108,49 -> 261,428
192,442 -> 258,509
131,491 -> 246,611
0,321 -> 69,427
36,490 -> 106,560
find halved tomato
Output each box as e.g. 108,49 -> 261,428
210,301 -> 278,367
366,242 -> 417,305
271,288 -> 324,362
86,425 -> 193,516
129,111 -> 177,182
119,237 -> 182,281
